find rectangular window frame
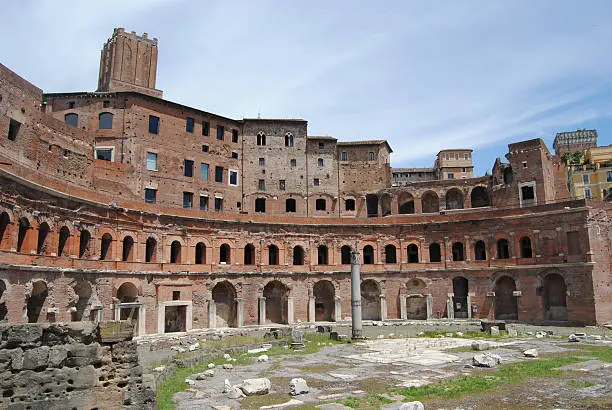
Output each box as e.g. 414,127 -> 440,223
217,125 -> 224,141
144,188 -> 157,204
232,129 -> 239,143
215,166 -> 224,183
214,197 -> 223,212
582,174 -> 590,184
148,115 -> 160,134
202,121 -> 210,136
199,195 -> 209,211
8,119 -> 21,141
95,146 -> 115,162
229,169 -> 239,186
184,159 -> 194,177
200,163 -> 209,180
186,117 -> 195,133
258,179 -> 266,191
183,192 -> 194,208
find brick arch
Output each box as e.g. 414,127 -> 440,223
490,271 -> 521,290
114,279 -> 141,301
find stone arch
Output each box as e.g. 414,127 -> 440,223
407,243 -> 419,263
145,236 -> 157,262
313,280 -> 335,321
445,188 -> 464,210
100,233 -> 113,260
195,242 -> 206,264
244,243 -> 256,265
116,281 -> 139,303
494,276 -> 518,320
219,243 -> 231,264
170,240 -> 182,263
212,281 -> 236,327
263,280 -> 288,324
17,217 -> 30,253
0,279 -> 7,321
58,226 -> 71,257
384,244 -> 397,263
406,278 -> 427,319
27,280 -> 48,323
470,186 -> 490,208
72,281 -> 93,322
452,276 -> 469,318
292,245 -> 304,265
474,240 -> 486,261
361,279 -> 381,320
398,192 -> 415,214
341,245 -> 352,264
78,229 -> 92,259
542,273 -> 567,321
122,235 -> 135,262
380,193 -> 392,216
36,222 -> 51,255
421,191 -> 439,213
363,245 -> 375,264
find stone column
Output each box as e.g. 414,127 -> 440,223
334,296 -> 342,322
350,251 -> 363,339
235,298 -> 244,327
258,297 -> 266,325
308,296 -> 316,322
380,295 -> 387,321
400,295 -> 407,320
426,294 -> 434,319
467,292 -> 474,319
287,297 -> 294,324
447,295 -> 455,320
208,300 -> 216,329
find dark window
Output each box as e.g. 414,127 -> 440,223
244,244 -> 255,265
202,144 -> 209,152
232,129 -> 239,143
429,243 -> 441,262
521,185 -> 535,201
317,158 -> 324,168
170,241 -> 181,263
385,245 -> 397,263
95,148 -> 113,161
183,192 -> 193,208
184,160 -> 194,177
316,198 -> 326,211
497,239 -> 510,259
290,159 -> 296,167
345,199 -> 355,211
318,142 -> 324,149
64,113 -> 78,127
286,198 -> 296,212
318,245 -> 329,265
145,237 -> 157,262
407,244 -> 419,263
173,291 -> 180,300
257,132 -> 266,146
99,112 -> 113,129
215,166 -> 224,183
268,245 -> 279,265
259,157 -> 265,166
202,121 -> 210,136
149,115 -> 159,134
103,101 -> 110,108
341,245 -> 352,264
503,167 -> 513,184
145,188 -> 157,204
68,101 -> 76,109
363,245 -> 374,264
231,152 -> 239,159
195,242 -> 206,264
293,246 -> 304,265
474,240 -> 486,260
186,117 -> 194,133
520,236 -> 532,258
229,170 -> 238,185
255,197 -> 266,213
217,125 -> 224,140
452,242 -> 464,261
258,179 -> 265,191
199,196 -> 209,210
313,178 -> 320,186
285,133 -> 294,147
219,243 -> 230,263
369,152 -> 375,161
279,180 -> 285,191
341,151 -> 348,161
214,197 -> 223,212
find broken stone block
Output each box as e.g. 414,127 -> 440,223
257,354 -> 269,362
238,377 -> 271,395
397,402 -> 425,410
207,363 -> 215,369
23,346 -> 50,370
289,378 -> 309,395
508,329 -> 518,337
490,326 -> 500,336
523,349 -> 538,358
48,345 -> 68,367
471,341 -> 490,351
472,353 -> 502,368
222,363 -> 233,369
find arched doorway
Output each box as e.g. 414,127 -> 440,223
116,282 -> 141,334
452,277 -> 469,318
398,192 -> 415,214
494,276 -> 518,320
263,281 -> 288,324
100,233 -> 113,260
79,230 -> 91,258
170,241 -> 181,263
122,236 -> 135,262
195,242 -> 206,264
269,245 -> 279,265
145,237 -> 157,262
421,191 -> 439,213
27,280 -> 48,323
58,226 -> 70,257
220,243 -> 231,264
212,281 -> 236,327
406,279 -> 427,320
542,274 -> 567,321
361,279 -> 381,320
72,281 -> 92,322
17,217 -> 30,253
313,280 -> 335,322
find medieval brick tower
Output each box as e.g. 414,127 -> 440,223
97,27 -> 162,98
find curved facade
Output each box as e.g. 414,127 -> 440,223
0,29 -> 610,334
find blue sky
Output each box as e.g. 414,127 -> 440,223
1,1 -> 611,175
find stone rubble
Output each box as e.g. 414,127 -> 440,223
289,378 -> 310,395
472,352 -> 502,367
237,377 -> 272,395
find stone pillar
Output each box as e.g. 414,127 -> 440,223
308,297 -> 316,322
258,296 -> 266,325
467,293 -> 474,319
235,298 -> 244,327
350,251 -> 363,339
447,296 -> 455,320
208,299 -> 216,329
334,296 -> 342,322
380,295 -> 387,321
426,294 -> 434,319
400,295 -> 407,320
287,297 -> 294,324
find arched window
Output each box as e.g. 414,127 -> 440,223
244,244 -> 255,265
78,230 -> 91,259
286,198 -> 296,213
220,244 -> 231,264
452,242 -> 464,261
474,240 -> 486,260
363,245 -> 374,264
429,243 -> 441,262
407,244 -> 419,263
122,236 -> 134,262
195,242 -> 206,264
257,131 -> 266,146
255,197 -> 266,213
520,236 -> 532,258
64,113 -> 78,127
98,112 -> 113,129
316,198 -> 326,211
293,246 -> 304,265
17,217 -> 30,253
100,233 -> 113,260
317,245 -> 329,265
341,245 -> 352,264
145,237 -> 157,262
170,241 -> 181,263
385,244 -> 397,263
317,158 -> 324,168
268,244 -> 279,265
497,239 -> 510,259
36,222 -> 50,255
58,226 -> 70,257
285,133 -> 294,147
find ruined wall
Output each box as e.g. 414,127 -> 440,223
0,322 -> 155,409
587,203 -> 612,324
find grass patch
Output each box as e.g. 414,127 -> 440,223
567,380 -> 595,388
298,363 -> 341,373
339,393 -> 393,409
241,392 -> 293,409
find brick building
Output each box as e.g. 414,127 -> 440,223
0,29 -> 610,334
